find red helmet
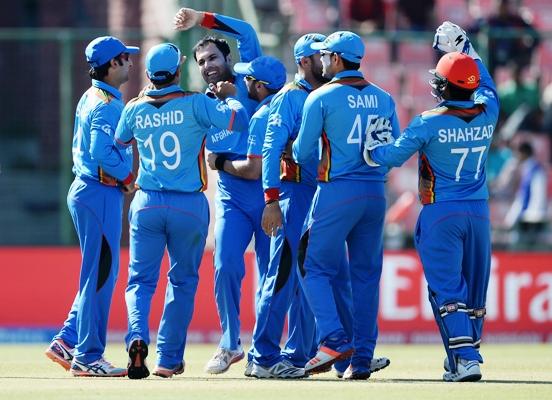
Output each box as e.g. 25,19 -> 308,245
431,52 -> 480,90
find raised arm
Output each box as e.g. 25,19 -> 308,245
174,8 -> 262,62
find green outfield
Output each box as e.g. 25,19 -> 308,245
0,343 -> 551,400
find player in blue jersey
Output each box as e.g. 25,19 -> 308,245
117,43 -> 248,379
292,31 -> 400,380
174,8 -> 271,374
45,36 -> 139,377
365,22 -> 499,382
115,43 -> 248,379
244,33 -> 326,379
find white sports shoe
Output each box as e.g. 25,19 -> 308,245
204,347 -> 245,374
443,358 -> 482,382
244,360 -> 254,377
251,359 -> 307,379
333,357 -> 391,378
71,357 -> 127,377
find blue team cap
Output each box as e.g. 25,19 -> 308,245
233,56 -> 287,90
310,31 -> 365,63
293,33 -> 326,64
146,43 -> 182,82
85,36 -> 139,68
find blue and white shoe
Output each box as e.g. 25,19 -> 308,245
71,357 -> 127,377
251,359 -> 307,379
443,358 -> 482,382
334,356 -> 390,378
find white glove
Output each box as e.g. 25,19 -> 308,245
364,117 -> 394,151
174,8 -> 203,31
362,117 -> 393,167
433,21 -> 480,60
363,148 -> 380,167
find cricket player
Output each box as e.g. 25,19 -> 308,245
45,36 -> 138,377
115,43 -> 249,379
292,31 -> 400,380
174,8 -> 270,375
365,22 -> 499,382
247,33 -> 331,379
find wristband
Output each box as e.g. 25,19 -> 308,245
215,154 -> 227,171
264,188 -> 280,204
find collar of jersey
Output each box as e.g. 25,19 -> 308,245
145,84 -> 183,97
92,79 -> 122,100
294,74 -> 313,91
332,70 -> 363,81
441,99 -> 475,108
255,93 -> 275,112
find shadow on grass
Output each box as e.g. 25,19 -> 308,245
1,376 -> 551,385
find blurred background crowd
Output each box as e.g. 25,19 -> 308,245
0,0 -> 550,250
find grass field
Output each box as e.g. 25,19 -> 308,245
1,343 -> 551,400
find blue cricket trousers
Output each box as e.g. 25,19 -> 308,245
125,189 -> 209,369
56,177 -> 123,364
415,200 -> 491,364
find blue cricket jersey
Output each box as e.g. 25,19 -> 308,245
72,79 -> 133,184
246,94 -> 275,158
200,12 -> 262,155
199,12 -> 265,205
370,60 -> 499,204
263,76 -> 318,193
292,70 -> 400,182
115,85 -> 248,192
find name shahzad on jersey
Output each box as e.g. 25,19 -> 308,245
438,124 -> 494,143
348,94 -> 378,109
135,110 -> 184,129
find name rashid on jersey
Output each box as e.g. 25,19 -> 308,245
135,110 -> 184,129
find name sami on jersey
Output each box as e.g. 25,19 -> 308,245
135,110 -> 184,129
348,94 -> 378,109
438,124 -> 494,143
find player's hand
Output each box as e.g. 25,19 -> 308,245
211,81 -> 237,100
364,117 -> 394,151
138,83 -> 155,97
174,8 -> 204,31
262,202 -> 283,237
121,183 -> 137,195
282,139 -> 294,161
207,153 -> 218,170
433,21 -> 480,60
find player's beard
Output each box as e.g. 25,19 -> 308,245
203,64 -> 233,85
247,83 -> 260,101
312,63 -> 330,84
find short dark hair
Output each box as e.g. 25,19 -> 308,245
192,36 -> 231,61
151,72 -> 177,87
341,57 -> 360,71
446,82 -> 475,101
88,54 -> 124,81
518,142 -> 534,157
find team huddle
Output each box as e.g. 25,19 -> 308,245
44,7 -> 498,383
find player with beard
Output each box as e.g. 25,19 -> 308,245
245,33 -> 328,379
174,8 -> 271,375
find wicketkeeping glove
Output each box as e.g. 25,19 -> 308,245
433,21 -> 481,60
364,117 -> 394,151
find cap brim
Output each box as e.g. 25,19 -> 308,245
233,62 -> 252,75
310,42 -> 327,51
125,46 -> 140,54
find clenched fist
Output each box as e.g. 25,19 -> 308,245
174,8 -> 204,31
